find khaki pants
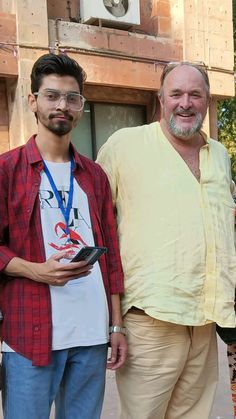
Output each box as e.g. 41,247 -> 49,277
116,312 -> 218,419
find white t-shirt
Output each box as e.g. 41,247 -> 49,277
2,161 -> 109,352
41,160 -> 109,349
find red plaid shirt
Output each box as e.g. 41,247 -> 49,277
0,136 -> 124,366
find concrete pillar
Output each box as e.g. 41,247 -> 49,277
209,97 -> 218,140
7,0 -> 48,147
0,0 -> 16,13
0,80 -> 9,153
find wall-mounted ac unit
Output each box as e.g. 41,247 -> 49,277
80,0 -> 140,28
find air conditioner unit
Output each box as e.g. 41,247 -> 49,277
80,0 -> 140,27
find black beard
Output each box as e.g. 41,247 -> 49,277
47,112 -> 74,136
48,121 -> 72,136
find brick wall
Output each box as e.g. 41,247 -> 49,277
0,13 -> 17,77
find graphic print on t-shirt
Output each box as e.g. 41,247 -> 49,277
49,221 -> 87,251
39,163 -> 92,257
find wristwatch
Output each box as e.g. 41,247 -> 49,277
109,325 -> 126,335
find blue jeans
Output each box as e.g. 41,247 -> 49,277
2,344 -> 108,419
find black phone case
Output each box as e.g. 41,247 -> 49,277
70,246 -> 107,264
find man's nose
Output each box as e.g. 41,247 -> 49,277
180,93 -> 192,109
56,95 -> 69,110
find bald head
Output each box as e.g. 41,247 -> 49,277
159,62 -> 210,100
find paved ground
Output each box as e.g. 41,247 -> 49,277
0,338 -> 234,418
210,339 -> 234,419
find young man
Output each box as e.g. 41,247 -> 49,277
97,62 -> 236,419
0,53 -> 127,419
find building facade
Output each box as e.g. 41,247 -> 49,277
0,0 -> 234,158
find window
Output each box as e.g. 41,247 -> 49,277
72,102 -> 146,160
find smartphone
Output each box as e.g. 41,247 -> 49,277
70,246 -> 107,264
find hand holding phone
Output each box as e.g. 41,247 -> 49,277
70,246 -> 107,265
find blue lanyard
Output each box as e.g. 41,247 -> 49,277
43,157 -> 75,236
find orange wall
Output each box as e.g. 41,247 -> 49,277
47,0 -> 234,96
47,0 -> 183,91
47,0 -> 171,37
0,13 -> 17,77
0,12 -> 17,152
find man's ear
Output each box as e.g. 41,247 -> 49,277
28,93 -> 37,113
207,94 -> 212,107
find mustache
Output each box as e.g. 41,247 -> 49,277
49,112 -> 73,121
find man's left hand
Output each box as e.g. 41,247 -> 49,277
107,333 -> 127,370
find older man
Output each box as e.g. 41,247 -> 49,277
97,62 -> 236,419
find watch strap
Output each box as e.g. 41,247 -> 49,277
109,325 -> 126,335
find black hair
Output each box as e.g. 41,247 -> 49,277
30,53 -> 87,94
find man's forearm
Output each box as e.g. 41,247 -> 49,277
3,253 -> 92,286
111,294 -> 123,326
3,256 -> 39,280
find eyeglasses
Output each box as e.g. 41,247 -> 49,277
33,89 -> 86,111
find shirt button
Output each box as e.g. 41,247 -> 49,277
34,326 -> 40,332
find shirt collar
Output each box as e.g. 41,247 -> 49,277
25,135 -> 84,170
200,130 -> 209,146
70,142 -> 84,169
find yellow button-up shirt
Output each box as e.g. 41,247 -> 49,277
97,122 -> 236,327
